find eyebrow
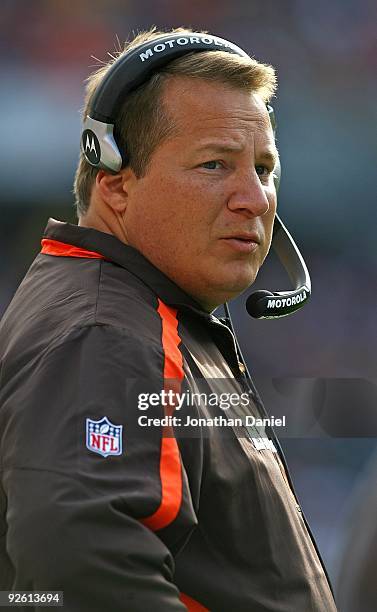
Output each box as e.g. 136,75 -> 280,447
195,143 -> 278,166
259,151 -> 279,166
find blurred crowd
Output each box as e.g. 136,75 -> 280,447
1,0 -> 376,592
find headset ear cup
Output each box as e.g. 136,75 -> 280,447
267,105 -> 281,194
81,129 -> 101,166
273,156 -> 281,193
81,116 -> 123,173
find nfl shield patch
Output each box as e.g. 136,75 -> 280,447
86,416 -> 123,457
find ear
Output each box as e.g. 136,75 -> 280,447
96,167 -> 137,213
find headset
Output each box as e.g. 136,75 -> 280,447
81,31 -> 311,320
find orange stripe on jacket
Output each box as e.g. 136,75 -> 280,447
180,592 -> 209,611
140,300 -> 184,532
41,239 -> 183,532
41,238 -> 105,260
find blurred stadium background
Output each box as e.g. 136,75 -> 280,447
1,0 -> 376,595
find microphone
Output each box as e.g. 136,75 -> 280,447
246,214 -> 311,319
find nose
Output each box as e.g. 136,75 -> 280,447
227,169 -> 270,217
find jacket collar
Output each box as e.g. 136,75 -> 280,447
43,218 -> 212,317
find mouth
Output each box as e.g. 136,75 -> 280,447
220,232 -> 261,253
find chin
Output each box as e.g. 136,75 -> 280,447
194,262 -> 260,307
226,267 -> 259,293
206,272 -> 258,306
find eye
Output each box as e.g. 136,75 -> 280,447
255,165 -> 271,177
200,160 -> 223,170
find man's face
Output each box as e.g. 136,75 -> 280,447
123,77 -> 278,310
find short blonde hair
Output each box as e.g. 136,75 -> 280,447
73,28 -> 277,216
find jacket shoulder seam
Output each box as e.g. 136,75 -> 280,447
93,259 -> 103,324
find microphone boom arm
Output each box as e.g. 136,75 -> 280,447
245,213 -> 312,319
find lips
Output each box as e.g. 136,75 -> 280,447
221,231 -> 261,243
220,232 -> 261,253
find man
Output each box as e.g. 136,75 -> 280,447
0,29 -> 337,611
